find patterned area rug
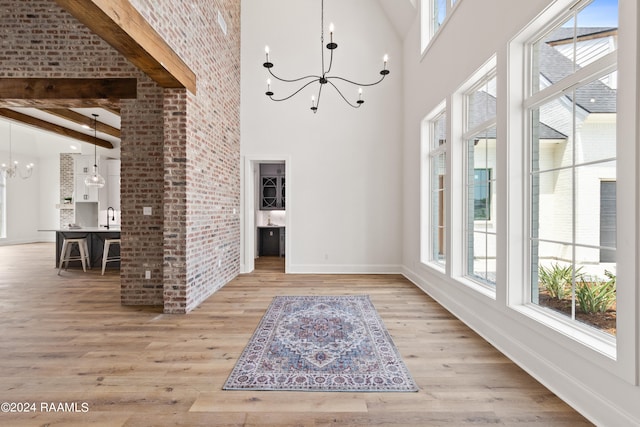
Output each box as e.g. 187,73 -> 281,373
223,295 -> 418,392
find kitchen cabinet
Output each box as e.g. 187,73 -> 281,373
73,155 -> 119,227
279,227 -> 285,257
54,229 -> 121,269
75,175 -> 99,202
259,227 -> 284,257
260,163 -> 285,210
74,154 -> 104,203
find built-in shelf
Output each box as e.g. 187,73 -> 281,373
55,204 -> 75,210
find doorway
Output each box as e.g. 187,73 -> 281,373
242,156 -> 290,274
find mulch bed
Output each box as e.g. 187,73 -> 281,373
538,292 -> 616,335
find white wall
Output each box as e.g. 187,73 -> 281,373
0,119 -> 90,246
402,0 -> 640,425
241,0 -> 404,273
1,150 -> 43,245
38,155 -> 61,241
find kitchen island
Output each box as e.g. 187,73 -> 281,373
42,228 -> 121,269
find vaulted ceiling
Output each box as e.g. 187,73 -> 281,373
376,0 -> 418,40
0,0 -> 417,157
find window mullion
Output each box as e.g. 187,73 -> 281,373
463,118 -> 497,141
524,52 -> 617,110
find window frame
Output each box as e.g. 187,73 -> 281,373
420,0 -> 462,55
458,59 -> 498,293
509,0 -> 624,362
421,101 -> 448,271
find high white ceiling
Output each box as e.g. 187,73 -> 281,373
376,0 -> 418,40
0,0 -> 417,162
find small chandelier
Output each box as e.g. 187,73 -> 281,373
84,114 -> 105,188
263,0 -> 390,113
1,123 -> 34,180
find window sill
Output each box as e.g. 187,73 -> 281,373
511,303 -> 617,360
456,276 -> 496,300
421,260 -> 446,275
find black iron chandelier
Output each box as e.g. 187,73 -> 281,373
263,0 -> 390,113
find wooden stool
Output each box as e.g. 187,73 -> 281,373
58,237 -> 90,275
101,238 -> 121,275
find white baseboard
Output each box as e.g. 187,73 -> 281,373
288,263 -> 403,274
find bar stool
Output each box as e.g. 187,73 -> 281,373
101,238 -> 121,275
58,237 -> 90,275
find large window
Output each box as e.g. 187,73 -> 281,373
527,0 -> 618,336
464,69 -> 497,287
423,105 -> 447,267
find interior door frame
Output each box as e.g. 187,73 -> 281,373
241,155 -> 290,274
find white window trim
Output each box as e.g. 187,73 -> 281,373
507,0 -> 638,383
420,100 -> 447,272
455,56 -> 498,295
420,0 -> 463,56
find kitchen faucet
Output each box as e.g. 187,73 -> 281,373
106,207 -> 115,230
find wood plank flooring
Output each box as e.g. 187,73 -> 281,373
0,243 -> 592,426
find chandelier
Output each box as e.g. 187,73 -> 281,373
263,0 -> 390,113
84,114 -> 105,188
0,123 -> 34,180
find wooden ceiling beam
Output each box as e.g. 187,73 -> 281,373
0,78 -> 137,101
55,0 -> 197,94
0,109 -> 114,149
0,99 -> 121,109
41,109 -> 121,138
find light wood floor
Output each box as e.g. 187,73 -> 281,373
0,243 -> 591,426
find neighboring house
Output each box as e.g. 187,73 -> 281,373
468,27 -> 617,286
534,27 -> 617,273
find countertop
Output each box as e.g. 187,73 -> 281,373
257,225 -> 285,228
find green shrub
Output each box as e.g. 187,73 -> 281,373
538,263 -> 576,300
576,272 -> 616,314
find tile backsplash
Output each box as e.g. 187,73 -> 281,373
256,210 -> 285,226
59,153 -> 78,228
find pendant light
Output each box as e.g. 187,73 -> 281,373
84,114 -> 105,188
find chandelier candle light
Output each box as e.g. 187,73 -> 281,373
84,114 -> 105,188
0,123 -> 34,180
263,0 -> 390,113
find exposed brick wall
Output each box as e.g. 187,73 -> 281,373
0,1 -> 241,313
120,77 -> 165,306
0,0 -> 165,307
130,0 -> 241,313
59,153 -> 76,228
163,88 -> 188,313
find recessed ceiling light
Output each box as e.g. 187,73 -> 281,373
70,145 -> 78,150
82,125 -> 91,130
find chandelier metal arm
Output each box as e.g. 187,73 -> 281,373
268,78 -> 320,102
267,68 -> 322,84
326,73 -> 388,87
326,80 -> 362,109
